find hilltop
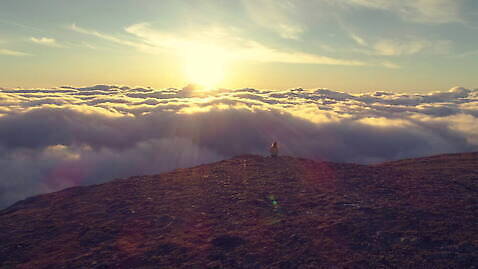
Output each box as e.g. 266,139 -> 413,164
0,153 -> 477,268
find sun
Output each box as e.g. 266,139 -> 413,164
181,44 -> 228,90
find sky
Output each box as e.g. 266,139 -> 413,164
1,0 -> 478,92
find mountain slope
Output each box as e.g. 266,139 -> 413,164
0,153 -> 477,268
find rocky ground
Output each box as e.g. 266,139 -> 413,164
0,152 -> 477,268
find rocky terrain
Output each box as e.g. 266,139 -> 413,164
0,152 -> 477,268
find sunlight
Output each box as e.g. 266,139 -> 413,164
181,43 -> 229,90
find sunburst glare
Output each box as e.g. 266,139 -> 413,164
181,43 -> 229,90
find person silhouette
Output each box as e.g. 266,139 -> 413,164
270,141 -> 279,158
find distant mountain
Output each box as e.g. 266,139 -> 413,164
1,153 -> 477,268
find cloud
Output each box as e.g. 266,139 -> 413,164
80,42 -> 99,50
69,24 -> 156,53
375,38 -> 451,56
241,0 -> 305,40
30,37 -> 64,48
72,23 -> 366,66
350,33 -> 368,46
0,85 -> 477,209
454,49 -> 478,58
128,23 -> 366,66
380,61 -> 401,69
0,48 -> 29,56
351,37 -> 451,57
373,39 -> 428,56
340,0 -> 465,24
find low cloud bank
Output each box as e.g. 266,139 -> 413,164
1,85 -> 477,208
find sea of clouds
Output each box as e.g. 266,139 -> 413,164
1,85 -> 477,208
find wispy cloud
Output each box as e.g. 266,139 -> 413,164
30,37 -> 65,48
69,24 -> 156,53
0,48 -> 29,56
373,39 -> 429,56
126,23 -> 365,65
0,19 -> 45,32
350,36 -> 451,57
341,0 -> 465,24
241,0 -> 305,40
81,42 -> 99,50
455,49 -> 478,58
381,61 -> 400,69
72,22 -> 367,66
350,33 -> 368,46
373,39 -> 451,56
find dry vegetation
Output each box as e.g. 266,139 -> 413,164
0,153 -> 477,268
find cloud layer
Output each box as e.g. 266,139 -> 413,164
1,85 -> 477,208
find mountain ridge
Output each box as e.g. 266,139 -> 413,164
1,153 -> 477,268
